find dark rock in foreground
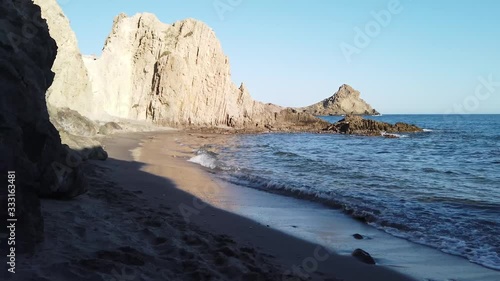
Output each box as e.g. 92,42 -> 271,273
324,115 -> 423,136
0,0 -> 87,253
352,248 -> 376,264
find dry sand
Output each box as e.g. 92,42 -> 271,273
7,131 -> 416,281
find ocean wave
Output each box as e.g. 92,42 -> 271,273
423,129 -> 434,132
188,153 -> 218,169
188,149 -> 226,170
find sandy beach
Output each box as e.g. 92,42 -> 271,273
5,130 -> 416,281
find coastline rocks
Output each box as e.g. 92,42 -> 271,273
33,0 -> 101,119
264,108 -> 331,132
82,14 -> 282,128
81,13 -> 324,131
29,4 -> 346,132
352,248 -> 376,265
301,84 -> 379,116
0,0 -> 86,252
324,115 -> 423,135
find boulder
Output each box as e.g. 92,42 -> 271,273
49,106 -> 98,137
352,248 -> 376,265
98,122 -> 122,135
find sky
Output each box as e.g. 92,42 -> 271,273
57,0 -> 500,114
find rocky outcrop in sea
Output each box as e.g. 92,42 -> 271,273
323,115 -> 423,135
301,84 -> 380,116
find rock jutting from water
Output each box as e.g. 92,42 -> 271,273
301,84 -> 380,116
323,115 -> 423,135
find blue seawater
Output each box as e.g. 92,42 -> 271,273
192,115 -> 500,270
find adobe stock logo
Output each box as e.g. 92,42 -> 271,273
213,0 -> 243,21
446,74 -> 499,115
340,0 -> 407,63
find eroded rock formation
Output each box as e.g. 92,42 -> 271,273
0,0 -> 87,253
33,0 -> 100,119
82,13 -> 318,130
301,84 -> 379,116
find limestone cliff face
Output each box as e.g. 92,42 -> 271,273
301,84 -> 379,116
0,0 -> 87,253
33,0 -> 100,119
83,13 -> 282,128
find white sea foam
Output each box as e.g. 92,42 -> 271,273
423,129 -> 434,132
381,132 -> 408,138
188,152 -> 217,169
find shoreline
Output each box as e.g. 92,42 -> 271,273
115,132 -> 412,281
102,130 -> 416,280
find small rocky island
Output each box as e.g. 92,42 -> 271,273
301,84 -> 380,116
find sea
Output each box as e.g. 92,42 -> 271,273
188,114 -> 500,272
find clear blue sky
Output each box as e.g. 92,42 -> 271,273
57,0 -> 500,114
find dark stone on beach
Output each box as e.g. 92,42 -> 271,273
353,233 -> 364,240
352,248 -> 376,264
